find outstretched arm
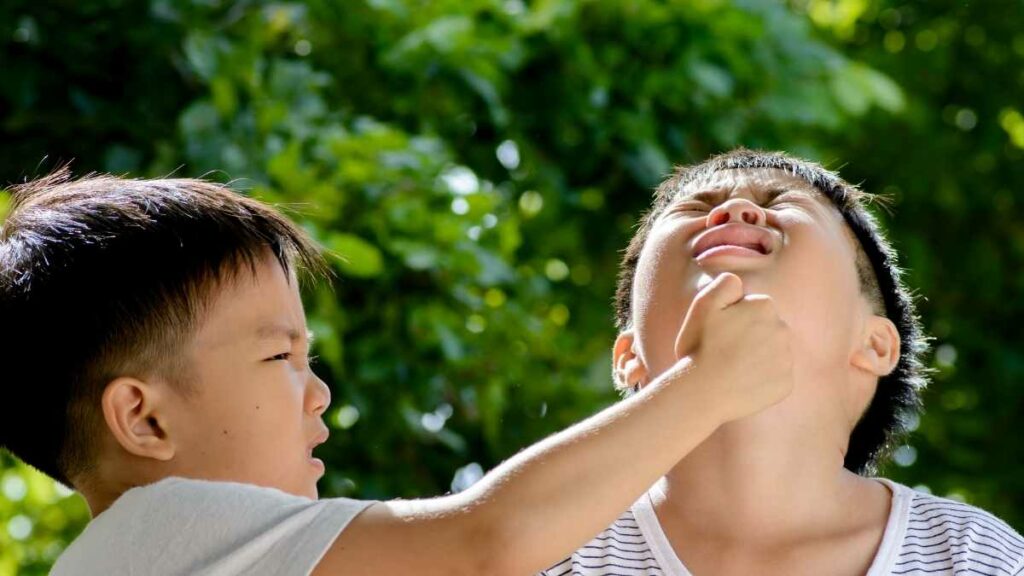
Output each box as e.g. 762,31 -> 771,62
316,273 -> 793,576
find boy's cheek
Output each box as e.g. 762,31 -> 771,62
770,253 -> 860,364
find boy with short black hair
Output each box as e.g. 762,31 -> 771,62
543,149 -> 1024,576
1,169 -> 797,575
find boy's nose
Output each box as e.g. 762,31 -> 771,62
307,374 -> 332,417
707,198 -> 766,227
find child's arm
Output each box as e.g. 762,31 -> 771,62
316,273 -> 790,576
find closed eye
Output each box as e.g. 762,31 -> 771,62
768,191 -> 813,206
266,353 -> 319,367
671,202 -> 711,214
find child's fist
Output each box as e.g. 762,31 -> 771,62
673,273 -> 795,424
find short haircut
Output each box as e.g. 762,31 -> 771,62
614,149 -> 930,475
0,170 -> 324,486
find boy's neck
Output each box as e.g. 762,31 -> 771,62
81,479 -> 121,518
653,409 -> 890,547
79,457 -> 165,518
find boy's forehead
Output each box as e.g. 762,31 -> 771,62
676,168 -> 823,200
254,322 -> 315,345
193,255 -> 308,349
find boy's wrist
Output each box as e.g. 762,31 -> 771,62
681,358 -> 732,430
644,356 -> 730,432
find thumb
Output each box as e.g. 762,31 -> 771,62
674,273 -> 745,358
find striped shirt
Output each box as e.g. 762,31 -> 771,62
541,479 -> 1024,576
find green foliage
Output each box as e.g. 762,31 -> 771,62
0,455 -> 89,575
812,0 -> 1024,524
1,0 -> 1022,573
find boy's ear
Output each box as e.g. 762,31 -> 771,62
849,315 -> 901,377
612,331 -> 648,391
101,377 -> 176,462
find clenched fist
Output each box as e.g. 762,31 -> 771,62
671,272 -> 795,425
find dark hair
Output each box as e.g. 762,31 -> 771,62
0,169 -> 324,486
614,149 -> 930,475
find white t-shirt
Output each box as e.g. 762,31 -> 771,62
51,477 -> 372,576
541,478 -> 1024,575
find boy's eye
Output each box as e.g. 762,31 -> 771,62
768,192 -> 806,206
672,203 -> 710,214
265,352 -> 318,366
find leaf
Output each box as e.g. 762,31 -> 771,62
327,233 -> 384,278
832,62 -> 905,116
390,239 -> 443,270
183,32 -> 223,82
831,63 -> 872,116
860,66 -> 905,113
690,60 -> 735,98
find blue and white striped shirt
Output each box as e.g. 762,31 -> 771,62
541,479 -> 1024,576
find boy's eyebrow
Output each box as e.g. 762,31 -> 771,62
255,323 -> 315,345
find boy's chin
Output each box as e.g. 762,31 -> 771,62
694,254 -> 774,275
694,267 -> 775,292
279,474 -> 322,499
264,481 -> 319,500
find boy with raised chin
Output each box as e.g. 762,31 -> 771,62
2,170 -> 793,575
543,149 -> 1024,576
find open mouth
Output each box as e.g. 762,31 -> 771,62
692,224 -> 774,259
307,433 -> 327,476
307,428 -> 329,459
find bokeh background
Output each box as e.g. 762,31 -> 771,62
2,0 -> 1023,573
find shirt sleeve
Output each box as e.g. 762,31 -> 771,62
54,477 -> 372,576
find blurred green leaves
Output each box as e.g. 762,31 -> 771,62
0,455 -> 89,575
2,0 -> 1023,573
327,233 -> 384,278
831,62 -> 906,115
